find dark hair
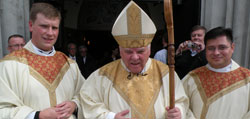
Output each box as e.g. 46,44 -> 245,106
79,45 -> 87,50
8,34 -> 24,43
67,43 -> 76,49
190,25 -> 207,35
30,3 -> 61,22
204,27 -> 233,45
162,32 -> 168,43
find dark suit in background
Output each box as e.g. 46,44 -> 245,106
175,50 -> 207,79
77,45 -> 97,79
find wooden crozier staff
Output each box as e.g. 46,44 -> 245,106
164,0 -> 175,109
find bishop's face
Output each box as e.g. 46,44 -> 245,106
119,45 -> 151,74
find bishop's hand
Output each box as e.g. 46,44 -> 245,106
165,106 -> 181,119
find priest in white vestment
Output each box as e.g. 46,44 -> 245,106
0,3 -> 85,119
182,27 -> 250,119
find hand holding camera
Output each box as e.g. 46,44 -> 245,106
176,40 -> 202,55
187,41 -> 201,50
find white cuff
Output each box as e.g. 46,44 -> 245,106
25,111 -> 36,119
106,112 -> 116,119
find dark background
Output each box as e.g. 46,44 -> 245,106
31,0 -> 200,58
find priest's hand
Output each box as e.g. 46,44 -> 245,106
114,109 -> 130,119
39,107 -> 58,119
165,106 -> 181,119
55,101 -> 77,119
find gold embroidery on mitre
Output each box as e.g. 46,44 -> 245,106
114,34 -> 155,48
99,59 -> 169,119
127,3 -> 141,35
112,1 -> 155,48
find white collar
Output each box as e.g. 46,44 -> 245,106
206,60 -> 232,73
31,42 -> 55,56
69,55 -> 76,58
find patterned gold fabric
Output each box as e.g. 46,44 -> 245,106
6,49 -> 70,106
112,1 -> 156,48
99,59 -> 169,119
114,34 -> 155,48
192,67 -> 250,98
127,3 -> 141,35
190,66 -> 250,118
8,49 -> 67,83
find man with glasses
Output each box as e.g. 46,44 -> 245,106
182,27 -> 250,119
67,43 -> 77,61
7,34 -> 26,53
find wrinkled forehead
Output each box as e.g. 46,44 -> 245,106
207,36 -> 230,44
192,29 -> 205,34
69,44 -> 76,48
80,48 -> 87,51
9,38 -> 25,44
121,46 -> 148,52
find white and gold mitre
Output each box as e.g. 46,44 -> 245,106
111,1 -> 156,48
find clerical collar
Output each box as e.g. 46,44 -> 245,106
206,60 -> 232,73
69,55 -> 76,60
69,55 -> 75,58
31,42 -> 55,56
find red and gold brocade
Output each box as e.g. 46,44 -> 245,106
192,66 -> 250,99
8,49 -> 68,84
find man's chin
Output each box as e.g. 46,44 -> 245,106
129,68 -> 141,74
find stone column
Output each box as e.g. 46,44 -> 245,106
0,0 -> 30,58
0,0 -> 3,57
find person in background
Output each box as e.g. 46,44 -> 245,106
0,3 -> 84,119
154,32 -> 168,64
175,25 -> 208,79
99,46 -> 120,67
7,34 -> 26,53
67,42 -> 77,61
80,1 -> 189,119
110,46 -> 120,61
182,27 -> 250,119
77,45 -> 97,79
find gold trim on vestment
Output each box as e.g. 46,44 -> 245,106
29,63 -> 70,107
1,49 -> 30,64
99,59 -> 169,119
192,73 -> 208,119
191,67 -> 250,119
0,55 -> 28,64
3,49 -> 71,107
